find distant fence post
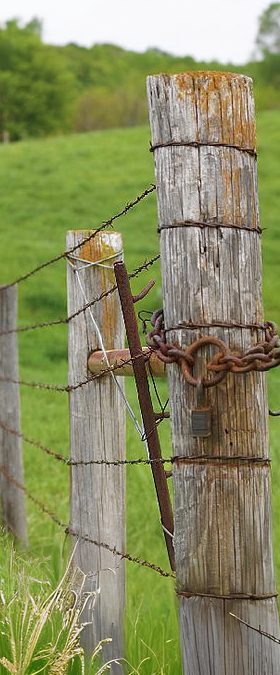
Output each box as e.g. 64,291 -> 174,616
0,285 -> 27,545
147,72 -> 280,673
67,231 -> 125,671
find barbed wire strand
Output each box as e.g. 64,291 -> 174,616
0,419 -> 170,465
0,420 -> 68,463
0,421 -> 270,467
1,184 -> 156,291
0,253 -> 160,338
0,420 -> 173,466
0,464 -> 174,579
0,352 -> 145,392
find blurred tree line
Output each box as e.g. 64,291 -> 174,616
0,3 -> 279,142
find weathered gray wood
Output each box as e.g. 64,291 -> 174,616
147,72 -> 280,673
67,231 -> 125,671
0,285 -> 27,545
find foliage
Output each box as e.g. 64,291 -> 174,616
0,16 -> 280,140
255,2 -> 280,56
0,19 -> 75,141
258,51 -> 280,88
74,86 -> 148,132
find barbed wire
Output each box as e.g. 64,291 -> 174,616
0,353 -> 144,392
1,420 -> 268,467
67,527 -> 175,578
0,419 -> 173,466
0,464 -> 174,579
0,420 -> 68,463
1,184 -> 156,291
0,253 -> 160,338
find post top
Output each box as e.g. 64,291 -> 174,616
147,70 -> 256,150
147,71 -> 252,83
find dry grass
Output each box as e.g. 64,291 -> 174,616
0,538 -> 117,674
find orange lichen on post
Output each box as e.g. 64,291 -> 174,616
165,72 -> 256,149
147,71 -> 279,674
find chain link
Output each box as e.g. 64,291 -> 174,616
147,310 -> 280,388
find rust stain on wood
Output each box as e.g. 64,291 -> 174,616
147,70 -> 279,671
171,72 -> 256,149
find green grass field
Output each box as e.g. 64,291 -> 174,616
0,112 -> 279,673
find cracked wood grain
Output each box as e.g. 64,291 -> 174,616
67,231 -> 125,672
147,71 -> 280,674
0,285 -> 27,545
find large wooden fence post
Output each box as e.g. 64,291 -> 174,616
147,72 -> 280,673
0,285 -> 27,545
67,231 -> 125,671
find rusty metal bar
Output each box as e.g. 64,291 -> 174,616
114,260 -> 175,571
88,347 -> 166,378
154,411 -> 170,420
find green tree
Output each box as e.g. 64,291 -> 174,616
256,2 -> 280,56
0,18 -> 75,141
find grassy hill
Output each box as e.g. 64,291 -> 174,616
0,113 -> 280,672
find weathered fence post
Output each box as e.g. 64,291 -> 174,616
147,72 -> 280,673
0,285 -> 27,545
67,231 -> 125,671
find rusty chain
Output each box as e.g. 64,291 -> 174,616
147,310 -> 280,388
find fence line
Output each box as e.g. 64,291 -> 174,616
0,420 -> 271,468
0,463 -> 174,580
0,419 -> 174,466
1,184 -> 156,291
0,253 -> 160,338
0,352 -> 150,392
0,185 -> 172,664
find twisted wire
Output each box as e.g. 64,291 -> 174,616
0,423 -> 270,467
70,258 -> 143,437
0,254 -> 160,338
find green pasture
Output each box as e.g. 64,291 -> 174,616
0,111 -> 279,673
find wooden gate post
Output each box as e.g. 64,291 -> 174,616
67,231 -> 125,671
147,72 -> 280,673
0,285 -> 27,545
